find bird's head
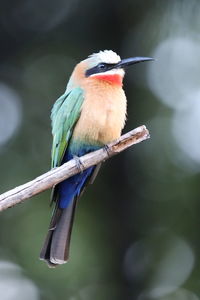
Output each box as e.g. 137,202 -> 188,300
69,50 -> 153,88
84,50 -> 124,85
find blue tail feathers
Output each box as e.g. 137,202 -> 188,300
58,142 -> 101,209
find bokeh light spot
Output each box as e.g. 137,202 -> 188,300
0,83 -> 22,147
0,260 -> 39,300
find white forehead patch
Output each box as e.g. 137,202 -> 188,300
87,50 -> 121,66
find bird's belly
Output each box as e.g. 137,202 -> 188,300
92,109 -> 123,143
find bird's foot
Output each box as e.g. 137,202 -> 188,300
73,155 -> 84,173
103,144 -> 110,157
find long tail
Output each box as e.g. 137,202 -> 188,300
40,197 -> 77,267
40,164 -> 101,267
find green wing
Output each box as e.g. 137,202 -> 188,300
51,87 -> 84,168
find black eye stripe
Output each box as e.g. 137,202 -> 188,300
85,63 -> 116,77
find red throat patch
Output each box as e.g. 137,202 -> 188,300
93,74 -> 123,86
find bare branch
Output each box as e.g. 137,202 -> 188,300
0,125 -> 150,212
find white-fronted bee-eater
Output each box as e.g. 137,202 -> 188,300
40,50 -> 153,267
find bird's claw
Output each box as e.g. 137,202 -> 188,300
49,226 -> 56,231
104,144 -> 110,157
73,155 -> 84,173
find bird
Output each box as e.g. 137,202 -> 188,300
40,50 -> 153,267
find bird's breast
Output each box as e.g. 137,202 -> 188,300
72,82 -> 127,145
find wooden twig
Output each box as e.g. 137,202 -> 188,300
0,125 -> 150,212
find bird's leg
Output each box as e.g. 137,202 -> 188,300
73,155 -> 84,173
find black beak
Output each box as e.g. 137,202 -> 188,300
114,56 -> 154,69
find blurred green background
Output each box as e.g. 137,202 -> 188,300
1,0 -> 200,299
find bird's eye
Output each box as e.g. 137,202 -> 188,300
98,63 -> 107,70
